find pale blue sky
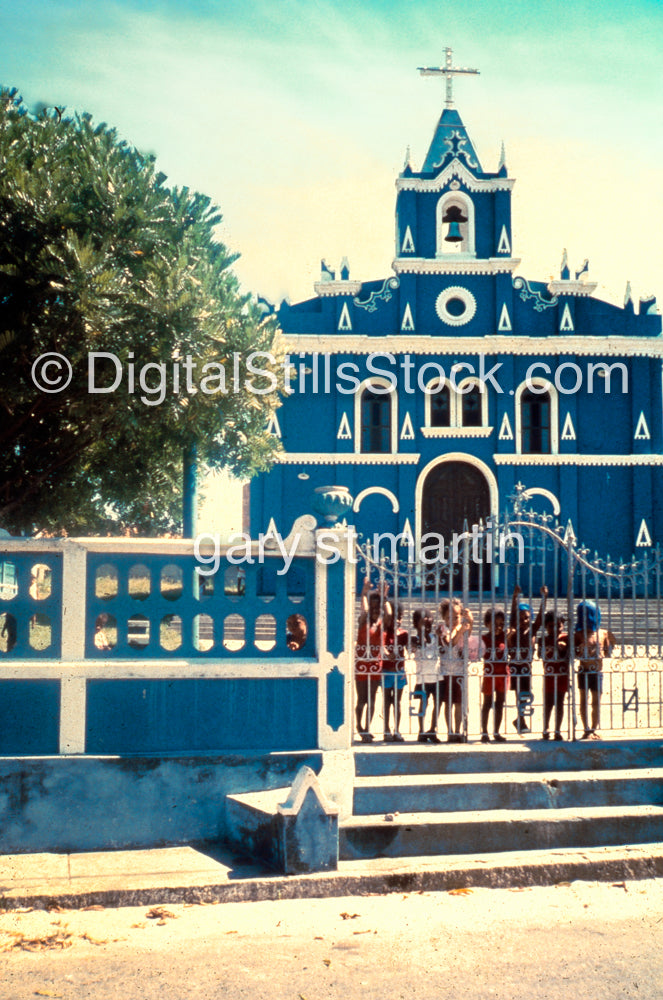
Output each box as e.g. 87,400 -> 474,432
2,1 -> 662,306
3,1 -> 662,531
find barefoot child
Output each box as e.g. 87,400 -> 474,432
437,597 -> 473,743
507,584 -> 547,734
575,600 -> 616,740
538,611 -> 570,740
410,608 -> 440,743
382,604 -> 408,742
480,608 -> 509,743
355,578 -> 388,743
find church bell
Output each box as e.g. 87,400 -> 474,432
442,204 -> 467,242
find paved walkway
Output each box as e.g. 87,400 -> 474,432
3,841 -> 663,910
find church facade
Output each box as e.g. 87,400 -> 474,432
248,61 -> 662,570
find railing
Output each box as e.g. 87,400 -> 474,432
353,490 -> 663,743
0,529 -> 355,755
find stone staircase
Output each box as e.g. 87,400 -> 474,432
340,740 -> 663,861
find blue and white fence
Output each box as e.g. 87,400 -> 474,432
0,528 -> 355,757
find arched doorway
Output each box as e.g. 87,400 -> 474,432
421,460 -> 492,590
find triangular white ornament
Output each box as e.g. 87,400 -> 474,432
400,412 -> 415,440
496,225 -> 511,254
561,413 -> 576,441
559,302 -> 574,331
266,412 -> 281,438
400,518 -> 415,547
265,517 -> 279,539
401,225 -> 415,253
498,413 -> 513,441
563,519 -> 576,544
337,412 -> 352,440
401,302 -> 415,331
497,303 -> 512,331
634,412 -> 650,440
338,302 -> 352,331
636,519 -> 652,547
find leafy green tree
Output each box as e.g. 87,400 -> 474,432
0,89 -> 283,535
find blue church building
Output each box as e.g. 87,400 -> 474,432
249,55 -> 662,569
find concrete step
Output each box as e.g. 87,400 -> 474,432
353,739 -> 663,778
353,767 -> 663,815
340,804 -> 663,860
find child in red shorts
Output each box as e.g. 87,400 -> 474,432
480,608 -> 509,743
539,610 -> 570,741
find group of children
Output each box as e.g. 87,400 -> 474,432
355,578 -> 616,744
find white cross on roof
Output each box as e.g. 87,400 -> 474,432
418,46 -> 480,108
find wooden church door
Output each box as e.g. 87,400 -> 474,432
421,460 -> 491,590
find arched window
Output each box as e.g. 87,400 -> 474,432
361,390 -> 390,452
515,378 -> 559,456
355,378 -> 397,454
436,192 -> 475,257
457,379 -> 486,427
430,381 -> 451,427
521,389 -> 551,454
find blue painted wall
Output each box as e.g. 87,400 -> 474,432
0,680 -> 60,755
85,677 -> 318,754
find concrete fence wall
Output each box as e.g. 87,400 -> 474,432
0,527 -> 356,758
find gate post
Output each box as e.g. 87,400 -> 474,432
314,525 -> 356,751
566,525 -> 577,740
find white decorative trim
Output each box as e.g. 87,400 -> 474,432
400,518 -> 415,547
498,302 -> 512,331
548,280 -> 598,297
401,226 -> 415,253
559,302 -> 574,332
414,453 -> 499,548
515,378 -> 559,455
396,159 -> 515,193
353,487 -> 400,513
494,454 -> 663,466
521,487 -> 561,516
436,286 -> 477,326
266,412 -> 282,438
336,412 -> 352,440
393,257 -> 520,275
400,412 -> 415,440
276,452 -> 421,465
265,516 -> 279,537
314,280 -> 363,297
354,377 -> 398,454
635,412 -> 651,441
420,426 -> 493,438
401,302 -> 415,331
561,413 -> 576,441
282,334 -> 663,359
338,302 -> 352,331
498,413 -> 514,441
636,519 -> 653,547
497,225 -> 511,255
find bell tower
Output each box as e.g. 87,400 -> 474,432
395,48 -> 516,268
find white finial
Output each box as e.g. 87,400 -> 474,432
498,140 -> 506,170
624,280 -> 632,306
418,46 -> 480,109
403,145 -> 411,169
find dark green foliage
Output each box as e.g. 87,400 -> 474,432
0,89 -> 282,535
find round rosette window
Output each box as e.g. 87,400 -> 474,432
435,286 -> 477,326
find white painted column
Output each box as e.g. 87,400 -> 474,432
59,674 -> 87,754
59,542 -> 88,752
